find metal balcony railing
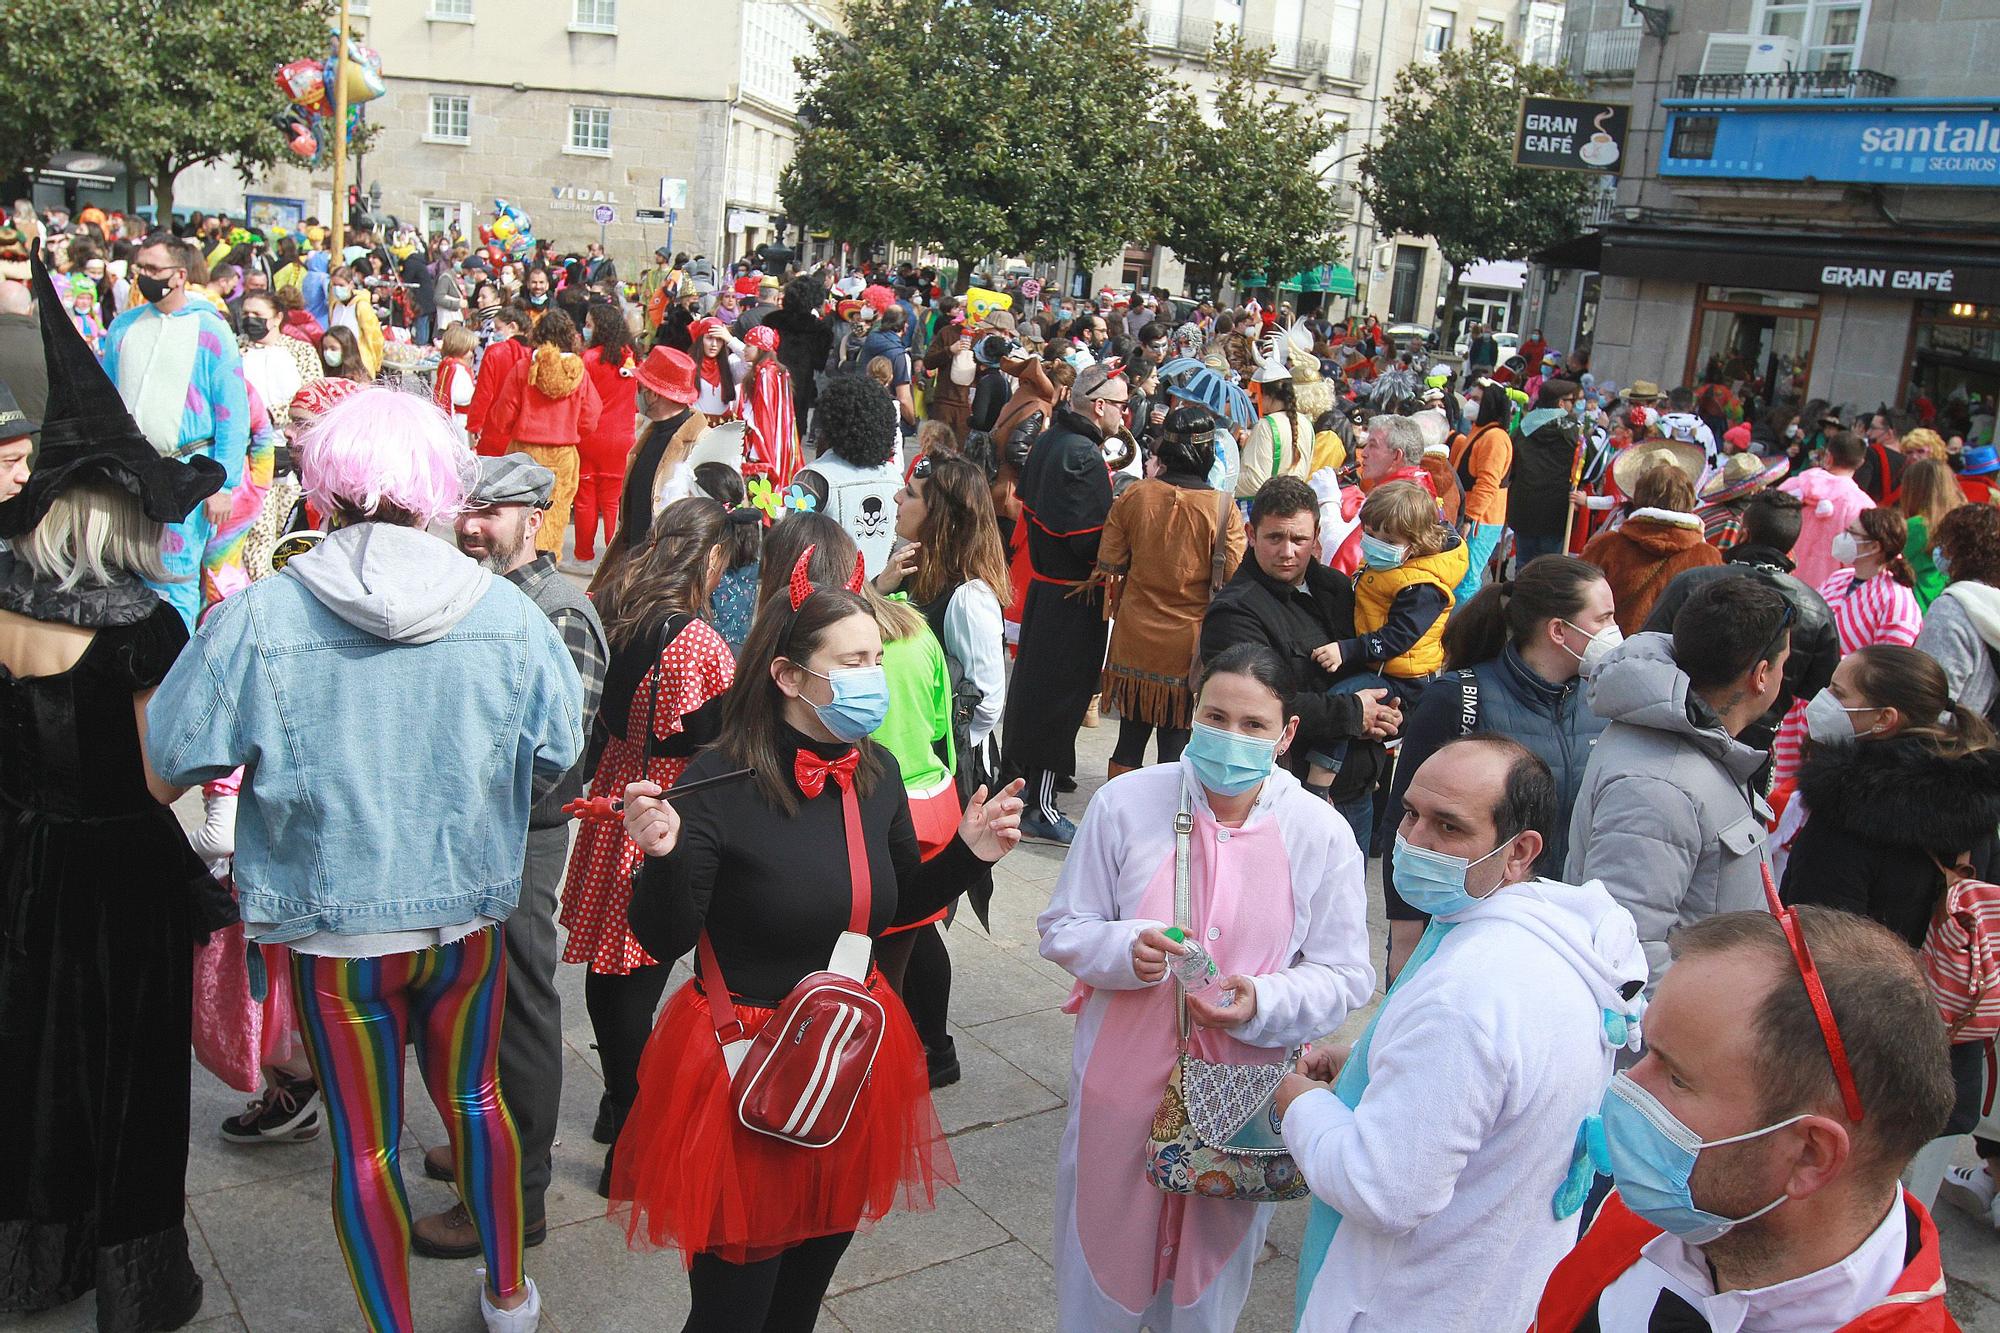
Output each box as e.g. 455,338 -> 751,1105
1562,27 -> 1641,79
1672,68 -> 1897,99
1582,187 -> 1620,227
1142,14 -> 1370,80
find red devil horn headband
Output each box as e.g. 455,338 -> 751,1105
787,544 -> 869,612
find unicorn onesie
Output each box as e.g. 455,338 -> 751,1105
103,297 -> 249,627
1038,759 -> 1373,1332
1285,876 -> 1646,1332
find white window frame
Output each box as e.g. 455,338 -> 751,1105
425,94 -> 471,145
1753,0 -> 1868,70
1423,6 -> 1456,54
570,0 -> 617,33
426,0 -> 474,20
565,106 -> 612,158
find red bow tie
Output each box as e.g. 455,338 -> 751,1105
794,748 -> 860,799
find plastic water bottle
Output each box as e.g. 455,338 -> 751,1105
1164,927 -> 1224,999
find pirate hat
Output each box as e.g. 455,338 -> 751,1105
0,243 -> 222,539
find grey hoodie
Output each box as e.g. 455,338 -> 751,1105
286,522 -> 493,644
1916,580 -> 2000,718
1564,632 -> 1771,989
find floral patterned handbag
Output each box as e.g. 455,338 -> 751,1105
1145,785 -> 1309,1203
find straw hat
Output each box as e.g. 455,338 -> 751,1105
1698,452 -> 1790,504
1611,439 -> 1705,497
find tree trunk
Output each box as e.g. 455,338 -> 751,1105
952,256 -> 973,295
152,158 -> 175,229
1436,256 -> 1464,360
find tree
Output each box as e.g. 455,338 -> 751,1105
783,0 -> 1160,290
1359,28 -> 1590,345
1150,33 -> 1349,289
0,0 -> 335,221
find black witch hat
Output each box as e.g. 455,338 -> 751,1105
0,242 -> 223,539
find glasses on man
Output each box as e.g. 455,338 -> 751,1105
134,261 -> 183,279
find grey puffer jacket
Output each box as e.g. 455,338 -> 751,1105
1564,632 -> 1771,990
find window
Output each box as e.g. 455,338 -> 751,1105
567,106 -> 611,156
1905,303 -> 2000,422
427,0 -> 473,19
571,0 -> 616,32
1687,287 -> 1820,414
422,200 -> 471,240
1213,0 -> 1242,32
1667,114 -> 1718,160
1423,7 -> 1455,54
427,94 -> 470,145
1473,16 -> 1503,36
1756,0 -> 1868,70
1390,244 -> 1426,323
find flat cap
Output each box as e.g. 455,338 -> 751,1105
467,454 -> 555,508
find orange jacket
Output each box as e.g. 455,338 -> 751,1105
1459,423 -> 1513,525
485,344 -> 603,451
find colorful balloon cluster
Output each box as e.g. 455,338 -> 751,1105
475,199 -> 537,265
272,36 -> 385,166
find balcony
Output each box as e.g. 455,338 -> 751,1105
1563,27 -> 1641,80
1143,15 -> 1371,82
1672,68 -> 1898,100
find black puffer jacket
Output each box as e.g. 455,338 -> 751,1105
1781,735 -> 2000,946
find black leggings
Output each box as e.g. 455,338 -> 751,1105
876,923 -> 953,1054
584,963 -> 674,1123
684,1232 -> 854,1333
1112,719 -> 1190,768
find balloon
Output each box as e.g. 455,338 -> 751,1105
276,59 -> 327,111
491,216 -> 514,242
965,286 -> 1013,324
324,39 -> 387,105
286,121 -> 317,158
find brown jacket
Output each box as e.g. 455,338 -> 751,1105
1580,509 -> 1723,635
991,358 -> 1057,449
1097,479 -> 1246,729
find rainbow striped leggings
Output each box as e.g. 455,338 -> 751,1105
291,927 -> 524,1333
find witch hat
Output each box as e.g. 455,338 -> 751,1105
0,242 -> 223,538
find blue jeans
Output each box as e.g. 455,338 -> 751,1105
1513,531 -> 1564,567
1455,522 -> 1505,603
1332,791 -> 1375,858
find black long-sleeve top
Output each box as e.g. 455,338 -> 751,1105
629,728 -> 986,1005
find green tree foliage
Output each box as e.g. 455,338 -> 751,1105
0,0 -> 336,221
783,0 -> 1161,287
1151,33 -> 1349,284
1360,28 -> 1590,338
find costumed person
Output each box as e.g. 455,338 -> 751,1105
1096,406 -> 1245,773
589,346 -> 706,594
740,323 -> 801,486
1694,451 -> 1790,552
1039,643 -> 1373,1332
467,304 -> 531,457
1238,326 -> 1315,500
65,272 -> 107,354
1578,448 -> 1719,637
1283,736 -> 1647,1332
101,233 -> 249,629
200,379 -> 279,605
484,309 -> 603,556
562,497 -> 734,1195
433,322 -> 479,445
0,249 -> 227,1332
575,302 -> 639,562
795,373 -> 905,579
608,553 -> 1026,1331
688,316 -> 746,420
325,264 -> 384,377
1531,907 -> 1955,1332
145,387 -> 585,1333
1001,363 -> 1124,845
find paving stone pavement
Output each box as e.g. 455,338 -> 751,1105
21,581 -> 2000,1328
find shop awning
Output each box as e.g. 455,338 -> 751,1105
1281,263 -> 1356,295
1593,225 -> 2000,304
1533,230 -> 1605,271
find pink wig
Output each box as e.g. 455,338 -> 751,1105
297,385 -> 474,526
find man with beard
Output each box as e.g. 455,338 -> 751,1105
412,454 -> 607,1260
1001,363 -> 1123,844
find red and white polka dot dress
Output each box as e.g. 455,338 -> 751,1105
561,617 -> 735,974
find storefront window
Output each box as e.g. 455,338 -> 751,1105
1688,286 -> 1819,417
1904,302 -> 2000,439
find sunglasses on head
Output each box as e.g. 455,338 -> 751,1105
1761,865 -> 1866,1123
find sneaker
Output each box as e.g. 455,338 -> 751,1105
1943,1163 -> 2000,1224
1019,808 -> 1077,847
220,1074 -> 322,1145
926,1038 -> 962,1090
478,1274 -> 541,1333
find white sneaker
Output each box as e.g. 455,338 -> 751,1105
1942,1163 -> 2000,1226
478,1274 -> 540,1333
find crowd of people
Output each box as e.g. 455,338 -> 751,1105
0,194 -> 1998,1333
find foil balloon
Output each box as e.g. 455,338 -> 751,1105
275,59 -> 327,111
325,39 -> 387,105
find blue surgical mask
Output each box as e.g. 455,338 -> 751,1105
1359,534 -> 1407,571
800,664 -> 890,742
1593,1072 -> 1802,1244
1391,832 -> 1509,918
1184,720 -> 1277,796
1935,547 -> 1952,579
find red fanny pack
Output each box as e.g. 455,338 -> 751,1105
700,757 -> 884,1149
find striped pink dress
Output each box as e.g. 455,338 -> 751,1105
1771,567 -> 1924,786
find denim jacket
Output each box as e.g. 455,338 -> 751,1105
147,524 -> 584,941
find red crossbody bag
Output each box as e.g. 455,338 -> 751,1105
698,757 -> 885,1149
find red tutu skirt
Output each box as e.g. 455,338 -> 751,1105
880,780 -> 960,937
608,972 -> 957,1266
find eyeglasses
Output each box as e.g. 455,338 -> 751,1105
1760,865 -> 1866,1124
134,261 -> 183,278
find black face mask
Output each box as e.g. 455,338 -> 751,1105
136,273 -> 173,304
241,316 -> 270,341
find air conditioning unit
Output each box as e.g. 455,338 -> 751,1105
1699,32 -> 1801,75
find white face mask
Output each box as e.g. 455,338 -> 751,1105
1561,620 -> 1624,676
1805,688 -> 1874,745
1829,531 -> 1875,566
